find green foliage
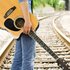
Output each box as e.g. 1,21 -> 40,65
33,0 -> 65,10
33,0 -> 47,8
55,0 -> 65,10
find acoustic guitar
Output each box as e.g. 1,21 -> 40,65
0,0 -> 70,70
0,0 -> 38,39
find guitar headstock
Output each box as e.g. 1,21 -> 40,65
56,58 -> 70,70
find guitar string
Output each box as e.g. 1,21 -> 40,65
29,30 -> 58,59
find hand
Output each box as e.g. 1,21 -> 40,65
23,21 -> 32,34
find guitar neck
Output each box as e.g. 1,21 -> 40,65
29,30 -> 70,70
29,30 -> 58,60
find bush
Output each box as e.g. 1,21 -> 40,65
55,0 -> 65,10
33,0 -> 65,10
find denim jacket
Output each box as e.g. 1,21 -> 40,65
18,0 -> 32,12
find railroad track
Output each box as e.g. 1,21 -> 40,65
0,12 -> 70,70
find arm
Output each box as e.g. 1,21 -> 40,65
19,0 -> 32,34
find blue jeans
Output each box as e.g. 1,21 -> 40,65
11,34 -> 35,70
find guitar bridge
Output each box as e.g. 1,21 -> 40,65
4,6 -> 16,18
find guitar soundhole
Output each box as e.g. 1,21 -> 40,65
4,18 -> 20,31
15,18 -> 25,29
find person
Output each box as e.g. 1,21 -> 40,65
11,0 -> 36,70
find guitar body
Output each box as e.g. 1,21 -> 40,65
0,0 -> 38,39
